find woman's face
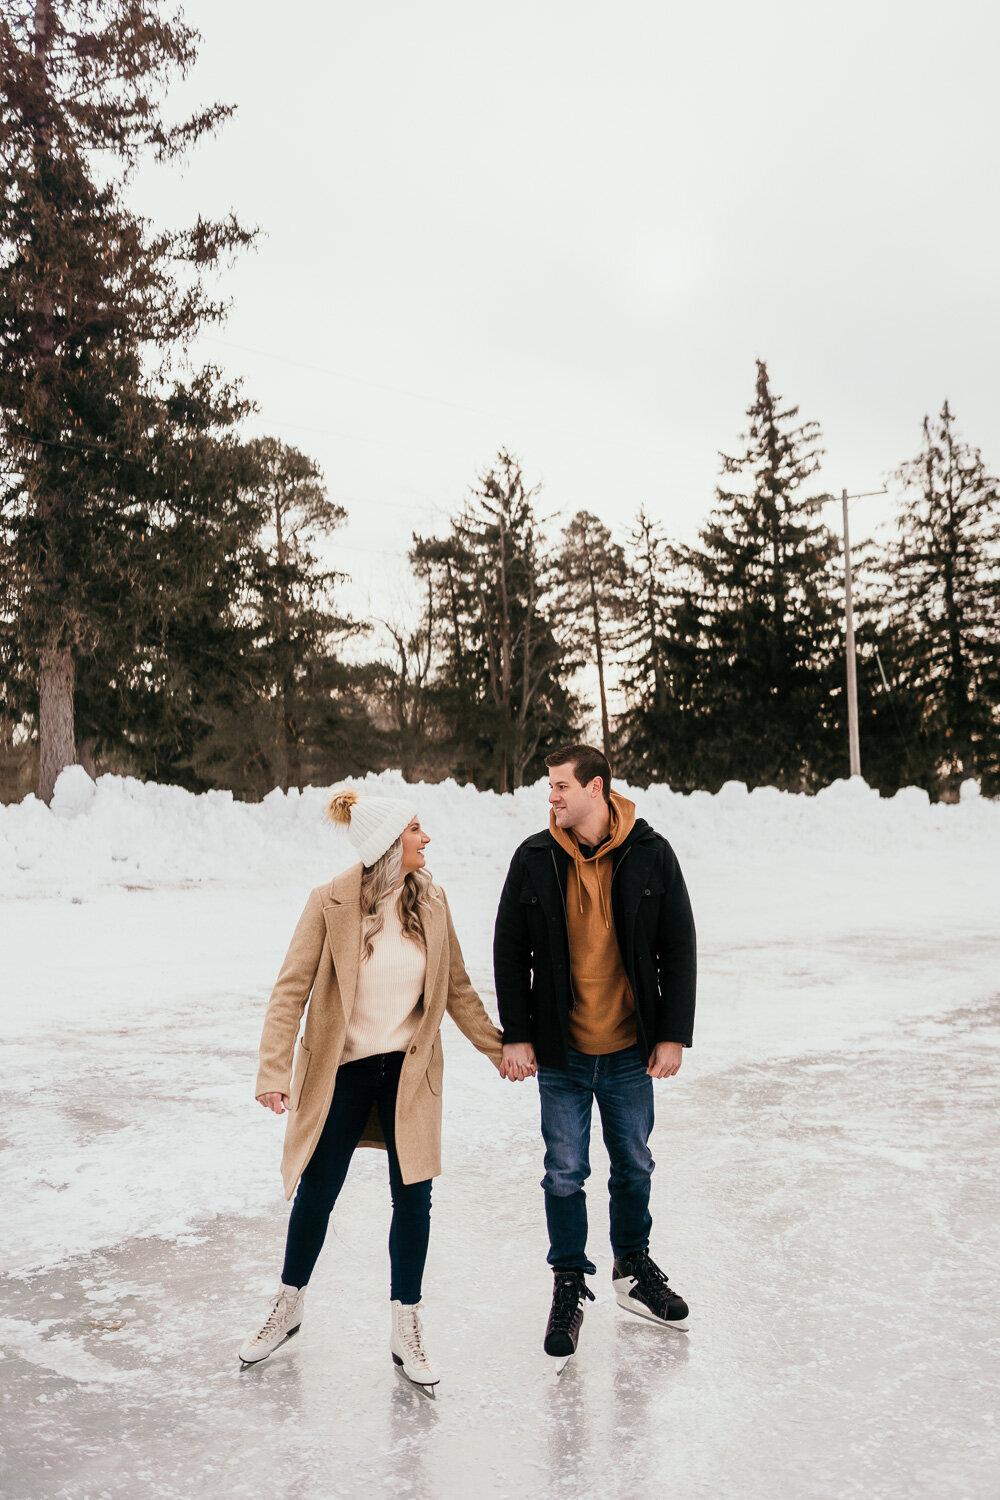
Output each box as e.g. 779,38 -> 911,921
399,817 -> 430,876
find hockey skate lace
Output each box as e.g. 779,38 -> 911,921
632,1257 -> 671,1298
550,1274 -> 595,1328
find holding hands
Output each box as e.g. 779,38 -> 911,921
500,1042 -> 537,1082
500,1041 -> 683,1081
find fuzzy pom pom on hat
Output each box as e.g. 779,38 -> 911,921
326,785 -> 417,867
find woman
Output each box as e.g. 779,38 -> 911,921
239,786 -> 503,1386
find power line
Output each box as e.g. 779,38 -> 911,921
203,335 -> 505,419
873,648 -> 913,760
334,540 -> 409,559
255,409 -> 477,465
201,333 -> 678,461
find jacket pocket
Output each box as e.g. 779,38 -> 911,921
290,1039 -> 311,1110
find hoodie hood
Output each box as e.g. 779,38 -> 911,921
548,789 -> 638,1053
550,790 -> 637,929
550,789 -> 636,863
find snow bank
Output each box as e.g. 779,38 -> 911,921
2,766 -> 998,1278
2,765 -> 997,895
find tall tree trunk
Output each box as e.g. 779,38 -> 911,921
32,1 -> 75,805
282,680 -> 301,790
38,647 -> 75,803
586,560 -> 611,760
941,555 -> 970,776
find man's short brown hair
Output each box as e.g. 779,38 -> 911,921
544,744 -> 612,803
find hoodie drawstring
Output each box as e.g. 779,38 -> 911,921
570,848 -> 612,930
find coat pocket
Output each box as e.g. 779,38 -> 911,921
290,1039 -> 311,1110
425,1038 -> 443,1096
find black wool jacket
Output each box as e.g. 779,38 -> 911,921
493,817 -> 697,1069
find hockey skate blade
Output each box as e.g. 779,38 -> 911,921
613,1287 -> 689,1331
549,1352 -> 575,1375
238,1322 -> 301,1366
392,1354 -> 439,1395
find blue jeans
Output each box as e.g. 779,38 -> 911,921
537,1044 -> 655,1274
282,1051 -> 432,1302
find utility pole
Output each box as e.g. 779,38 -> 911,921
836,487 -> 886,779
842,489 -> 861,777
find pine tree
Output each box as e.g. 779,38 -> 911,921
407,531 -> 479,777
412,450 -> 580,791
134,436 -> 370,797
673,361 -> 843,790
616,508 -> 702,786
244,437 -> 353,791
885,402 -> 1000,794
68,429 -> 265,789
0,0 -> 253,800
851,594 -> 933,794
554,510 -> 628,760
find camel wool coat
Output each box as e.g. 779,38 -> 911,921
255,864 -> 504,1196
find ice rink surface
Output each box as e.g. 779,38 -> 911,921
2,771 -> 999,1497
3,993 -> 998,1500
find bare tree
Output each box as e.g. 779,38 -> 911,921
555,510 -> 628,759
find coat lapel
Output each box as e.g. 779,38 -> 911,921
399,892 -> 446,1072
321,868 -> 446,1053
422,894 -> 446,1014
322,863 -> 363,1021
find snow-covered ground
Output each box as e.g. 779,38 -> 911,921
1,768 -> 999,1499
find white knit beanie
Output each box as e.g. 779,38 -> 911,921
325,786 -> 417,867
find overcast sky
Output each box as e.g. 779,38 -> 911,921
133,0 -> 1000,622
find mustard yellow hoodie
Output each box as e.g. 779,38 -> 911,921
550,790 -> 637,1055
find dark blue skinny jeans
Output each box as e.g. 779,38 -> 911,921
281,1050 -> 432,1302
537,1043 -> 655,1274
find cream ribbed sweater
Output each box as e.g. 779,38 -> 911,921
340,897 -> 427,1063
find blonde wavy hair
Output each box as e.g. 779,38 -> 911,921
358,839 -> 429,961
325,786 -> 429,961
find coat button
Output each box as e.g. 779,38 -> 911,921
645,889 -> 651,895
409,1045 -> 417,1054
531,896 -> 538,904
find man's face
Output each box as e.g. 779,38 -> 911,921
548,763 -> 601,829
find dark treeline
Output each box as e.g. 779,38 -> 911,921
2,4 -> 999,804
5,361 -> 999,803
376,367 -> 1000,801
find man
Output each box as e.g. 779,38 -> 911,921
495,744 -> 696,1358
